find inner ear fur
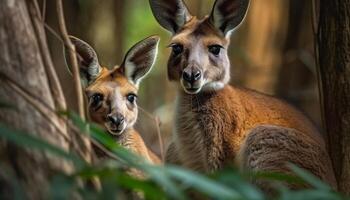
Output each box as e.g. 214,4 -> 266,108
209,0 -> 250,37
64,36 -> 101,85
118,36 -> 160,85
149,0 -> 191,34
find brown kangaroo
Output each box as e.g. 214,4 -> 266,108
65,36 -> 161,165
149,0 -> 337,190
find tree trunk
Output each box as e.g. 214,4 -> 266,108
318,0 -> 350,194
276,1 -> 322,126
0,0 -> 73,198
238,0 -> 290,94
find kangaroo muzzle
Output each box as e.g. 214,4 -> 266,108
181,66 -> 203,94
106,113 -> 126,135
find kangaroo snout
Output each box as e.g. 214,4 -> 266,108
106,113 -> 126,135
181,67 -> 203,94
182,67 -> 202,83
108,113 -> 124,127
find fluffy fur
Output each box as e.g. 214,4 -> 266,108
150,0 -> 337,191
167,86 -> 337,189
65,36 -> 161,165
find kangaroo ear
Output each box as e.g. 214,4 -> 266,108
64,36 -> 102,85
119,36 -> 160,85
149,0 -> 191,34
209,0 -> 250,38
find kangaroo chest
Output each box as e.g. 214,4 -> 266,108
174,93 -> 236,172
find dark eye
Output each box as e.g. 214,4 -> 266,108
90,93 -> 103,107
208,45 -> 222,56
127,93 -> 137,104
171,44 -> 183,56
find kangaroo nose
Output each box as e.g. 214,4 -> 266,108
193,70 -> 201,81
182,68 -> 202,83
183,70 -> 192,82
108,114 -> 124,126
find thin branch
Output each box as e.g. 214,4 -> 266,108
55,0 -> 85,120
0,72 -> 117,165
26,1 -> 121,169
311,0 -> 326,131
42,0 -> 46,21
44,23 -> 64,45
26,0 -> 162,166
32,0 -> 42,20
154,116 -> 165,162
55,0 -> 92,167
28,0 -> 67,111
42,23 -> 85,69
29,0 -> 85,99
0,73 -> 70,143
27,0 -> 65,47
138,106 -> 165,162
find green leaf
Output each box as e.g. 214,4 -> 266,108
279,188 -> 344,200
249,171 -> 305,185
50,174 -> 77,200
166,165 -> 243,200
111,172 -> 166,200
61,111 -> 349,200
75,166 -> 166,200
288,163 -> 331,191
0,123 -> 86,168
0,163 -> 26,200
64,111 -> 186,199
215,169 -> 265,200
143,166 -> 186,200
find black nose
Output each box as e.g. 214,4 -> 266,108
182,71 -> 192,82
108,114 -> 124,126
182,69 -> 202,84
193,70 -> 201,81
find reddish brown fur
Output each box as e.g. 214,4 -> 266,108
86,68 -> 137,124
66,36 -> 161,165
150,0 -> 338,191
87,67 -> 161,165
168,85 -> 337,189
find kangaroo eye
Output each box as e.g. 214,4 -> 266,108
127,93 -> 137,104
171,44 -> 183,56
90,93 -> 103,107
208,45 -> 223,56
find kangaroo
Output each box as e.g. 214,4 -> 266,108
65,36 -> 161,165
149,0 -> 337,190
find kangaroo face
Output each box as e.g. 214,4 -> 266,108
150,0 -> 250,94
168,18 -> 231,94
85,69 -> 138,135
65,36 -> 159,136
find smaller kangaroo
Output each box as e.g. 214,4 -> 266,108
149,0 -> 337,191
65,36 -> 161,165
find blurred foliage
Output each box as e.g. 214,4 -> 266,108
0,111 -> 348,200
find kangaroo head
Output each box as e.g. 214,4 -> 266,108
65,36 -> 159,136
150,0 -> 249,94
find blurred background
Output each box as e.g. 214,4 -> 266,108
43,0 -> 320,156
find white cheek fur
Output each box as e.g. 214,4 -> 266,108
202,81 -> 225,92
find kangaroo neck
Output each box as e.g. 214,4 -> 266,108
177,86 -> 224,107
111,128 -> 135,146
174,85 -> 237,171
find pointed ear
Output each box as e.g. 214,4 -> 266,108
149,0 -> 191,34
209,0 -> 250,38
119,36 -> 160,85
64,36 -> 102,85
